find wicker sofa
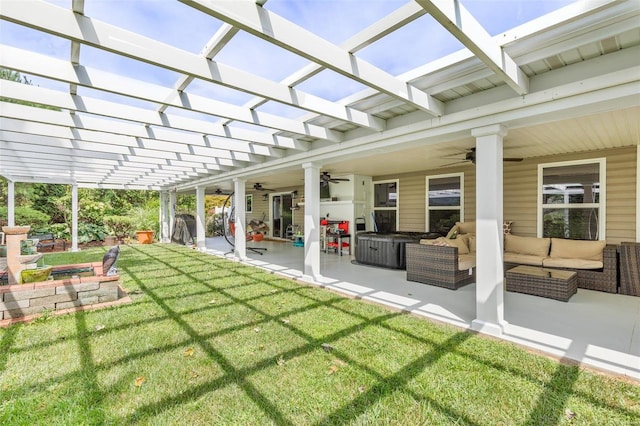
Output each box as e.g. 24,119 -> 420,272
503,234 -> 618,293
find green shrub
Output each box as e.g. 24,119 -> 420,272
49,223 -> 70,240
103,215 -> 135,239
78,223 -> 107,243
0,206 -> 51,230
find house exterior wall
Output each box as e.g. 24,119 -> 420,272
376,146 -> 637,244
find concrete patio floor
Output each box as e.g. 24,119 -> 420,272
204,237 -> 640,381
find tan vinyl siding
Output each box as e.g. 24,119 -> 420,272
376,146 -> 636,244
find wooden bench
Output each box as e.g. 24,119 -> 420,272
29,233 -> 64,251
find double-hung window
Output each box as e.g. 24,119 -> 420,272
425,173 -> 463,236
538,159 -> 605,240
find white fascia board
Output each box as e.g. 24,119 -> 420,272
181,0 -> 442,118
415,0 -> 528,95
0,1 -> 381,131
0,79 -> 311,151
0,46 -> 341,142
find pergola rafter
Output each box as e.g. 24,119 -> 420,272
0,0 -> 385,131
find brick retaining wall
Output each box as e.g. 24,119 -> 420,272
0,262 -> 126,322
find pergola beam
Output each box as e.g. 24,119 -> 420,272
0,100 -> 284,159
0,46 -> 339,143
415,0 -> 529,95
181,0 -> 443,117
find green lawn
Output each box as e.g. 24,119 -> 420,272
1,244 -> 638,425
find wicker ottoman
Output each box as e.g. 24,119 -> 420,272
506,265 -> 577,302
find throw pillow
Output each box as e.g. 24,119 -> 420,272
503,220 -> 513,234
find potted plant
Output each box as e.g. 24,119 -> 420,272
129,207 -> 157,244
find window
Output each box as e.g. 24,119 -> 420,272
538,159 -> 605,240
373,180 -> 398,233
246,195 -> 253,213
426,173 -> 463,236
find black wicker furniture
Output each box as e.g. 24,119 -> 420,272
619,242 -> 640,296
506,265 -> 577,302
406,243 -> 475,290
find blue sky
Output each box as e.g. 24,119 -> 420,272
1,0 -> 576,121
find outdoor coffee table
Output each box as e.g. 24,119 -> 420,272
506,265 -> 577,302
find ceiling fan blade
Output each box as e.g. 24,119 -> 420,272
504,157 -> 524,162
329,178 -> 350,182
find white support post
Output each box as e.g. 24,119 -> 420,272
71,184 -> 79,252
196,186 -> 206,250
159,190 -> 170,243
233,178 -> 247,260
169,190 -> 177,242
303,162 -> 322,281
7,179 -> 15,226
471,124 -> 507,337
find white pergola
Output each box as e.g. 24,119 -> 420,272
1,0 -> 639,336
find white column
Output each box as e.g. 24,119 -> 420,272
71,184 -> 79,252
196,186 -> 206,249
303,162 -> 322,281
169,190 -> 177,241
233,178 -> 247,260
7,179 -> 15,226
471,124 -> 507,337
159,190 -> 170,243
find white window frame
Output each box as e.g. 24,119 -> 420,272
537,158 -> 606,240
425,172 -> 464,233
372,179 -> 399,231
246,194 -> 253,214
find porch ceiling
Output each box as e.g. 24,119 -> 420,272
0,0 -> 638,192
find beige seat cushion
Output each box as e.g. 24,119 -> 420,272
455,221 -> 476,235
458,254 -> 476,270
543,257 -> 603,270
420,236 -> 470,254
549,238 -> 606,262
503,252 -> 545,266
504,234 -> 550,257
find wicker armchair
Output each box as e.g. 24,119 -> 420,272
406,243 -> 475,290
504,244 -> 619,293
619,242 -> 640,296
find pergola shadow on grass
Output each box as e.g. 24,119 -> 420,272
1,245 -> 638,425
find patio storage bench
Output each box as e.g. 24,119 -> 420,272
406,242 -> 475,290
355,232 -> 435,269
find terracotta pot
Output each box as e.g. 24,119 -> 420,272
135,230 -> 154,244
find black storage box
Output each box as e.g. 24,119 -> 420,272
355,232 -> 428,269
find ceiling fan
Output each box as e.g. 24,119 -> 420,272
441,148 -> 523,167
253,182 -> 275,191
320,171 -> 350,185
